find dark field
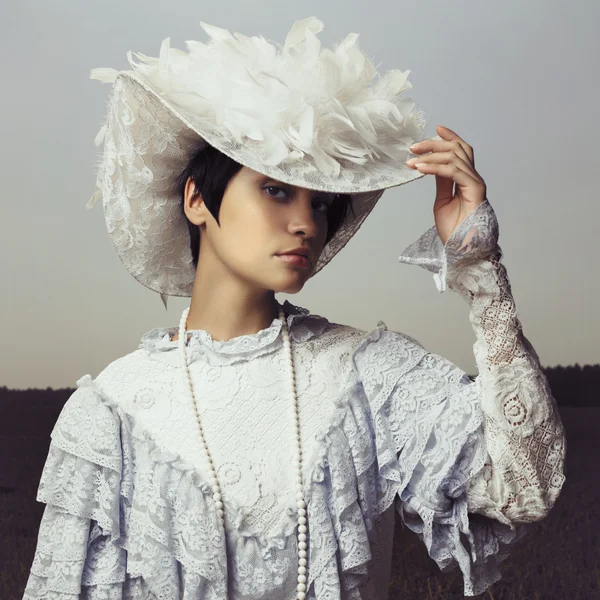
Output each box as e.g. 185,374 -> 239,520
1,407 -> 598,599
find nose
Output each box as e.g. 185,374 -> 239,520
287,193 -> 322,239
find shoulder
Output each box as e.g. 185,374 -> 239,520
52,376 -> 122,462
91,342 -> 172,413
339,320 -> 432,393
347,319 -> 472,399
54,331 -> 176,445
320,316 -> 426,356
313,315 -> 428,373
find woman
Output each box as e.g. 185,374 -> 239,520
23,17 -> 566,600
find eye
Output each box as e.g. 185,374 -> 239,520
264,185 -> 288,199
312,198 -> 331,213
314,192 -> 340,213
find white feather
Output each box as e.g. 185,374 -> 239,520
91,17 -> 427,178
89,67 -> 119,83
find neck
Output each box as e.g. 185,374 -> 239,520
185,273 -> 281,342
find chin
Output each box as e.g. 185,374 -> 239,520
269,273 -> 309,295
273,280 -> 306,295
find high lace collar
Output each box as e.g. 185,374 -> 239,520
138,300 -> 329,366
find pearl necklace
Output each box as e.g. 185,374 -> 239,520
177,305 -> 308,599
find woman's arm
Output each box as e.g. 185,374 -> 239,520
398,198 -> 567,526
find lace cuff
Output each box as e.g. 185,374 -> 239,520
397,198 -> 499,294
22,377 -> 127,599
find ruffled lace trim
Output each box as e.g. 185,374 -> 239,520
138,300 -> 329,366
347,323 -> 530,597
24,373 -> 229,599
397,198 -> 500,293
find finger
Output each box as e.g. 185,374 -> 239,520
414,161 -> 482,188
436,125 -> 475,165
450,141 -> 473,168
410,139 -> 475,168
409,151 -> 482,182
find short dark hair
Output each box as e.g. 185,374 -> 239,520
176,143 -> 355,270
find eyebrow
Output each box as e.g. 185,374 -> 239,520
267,179 -> 336,196
257,174 -> 287,186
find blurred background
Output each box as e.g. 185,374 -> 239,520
1,0 -> 598,389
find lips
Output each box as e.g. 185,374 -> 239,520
280,253 -> 311,263
276,254 -> 311,267
276,248 -> 312,265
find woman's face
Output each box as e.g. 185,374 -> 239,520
184,166 -> 339,294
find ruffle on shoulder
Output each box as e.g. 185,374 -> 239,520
345,321 -> 529,597
300,319 -> 443,597
397,198 -> 500,293
24,376 -> 126,599
23,373 -> 229,600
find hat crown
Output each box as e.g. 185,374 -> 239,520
90,17 -> 427,179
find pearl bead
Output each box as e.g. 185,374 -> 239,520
182,304 -> 308,597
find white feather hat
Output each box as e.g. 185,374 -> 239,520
86,16 -> 436,308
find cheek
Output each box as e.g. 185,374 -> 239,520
219,197 -> 276,260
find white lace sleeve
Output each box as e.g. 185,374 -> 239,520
398,198 -> 567,526
22,376 -> 127,600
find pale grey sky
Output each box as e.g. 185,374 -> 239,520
1,0 -> 598,390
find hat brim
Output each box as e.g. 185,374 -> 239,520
94,72 -> 426,297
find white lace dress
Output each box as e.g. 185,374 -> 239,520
22,199 -> 567,600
